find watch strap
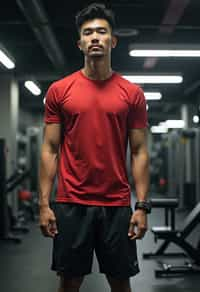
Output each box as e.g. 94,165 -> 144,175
135,201 -> 151,214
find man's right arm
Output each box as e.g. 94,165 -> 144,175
38,123 -> 61,237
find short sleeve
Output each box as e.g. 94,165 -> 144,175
127,87 -> 148,129
44,84 -> 61,123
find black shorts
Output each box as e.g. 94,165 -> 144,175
51,202 -> 140,279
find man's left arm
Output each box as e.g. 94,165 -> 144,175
128,128 -> 150,240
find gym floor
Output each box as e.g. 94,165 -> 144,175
0,201 -> 200,292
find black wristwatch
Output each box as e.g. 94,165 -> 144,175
135,201 -> 152,214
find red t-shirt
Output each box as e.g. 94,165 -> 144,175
44,70 -> 148,206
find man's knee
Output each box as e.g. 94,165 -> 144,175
106,275 -> 131,292
59,275 -> 84,291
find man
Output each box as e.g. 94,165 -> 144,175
39,3 -> 150,292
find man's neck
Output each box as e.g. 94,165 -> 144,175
82,58 -> 112,80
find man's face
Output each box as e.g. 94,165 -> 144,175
78,18 -> 117,58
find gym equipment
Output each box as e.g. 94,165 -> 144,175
0,138 -> 21,243
18,189 -> 38,222
149,138 -> 168,194
156,261 -> 200,277
146,201 -> 200,277
17,128 -> 42,219
6,169 -> 30,234
143,197 -> 182,259
6,168 -> 30,194
0,138 -> 31,244
167,129 -> 200,209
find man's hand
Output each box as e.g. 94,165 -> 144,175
128,209 -> 148,240
39,206 -> 58,238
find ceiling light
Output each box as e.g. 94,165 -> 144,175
151,126 -> 168,134
24,81 -> 41,96
144,92 -> 162,100
0,49 -> 15,69
129,44 -> 200,57
160,120 -> 185,128
123,75 -> 183,84
129,49 -> 200,57
193,115 -> 199,124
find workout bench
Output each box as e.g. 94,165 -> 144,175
143,198 -> 183,259
144,199 -> 200,277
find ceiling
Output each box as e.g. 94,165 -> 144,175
1,0 -> 200,125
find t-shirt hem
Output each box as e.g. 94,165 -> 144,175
55,196 -> 131,206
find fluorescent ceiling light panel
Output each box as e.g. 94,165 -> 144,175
123,75 -> 183,84
160,120 -> 185,128
0,49 -> 15,69
144,92 -> 162,100
25,81 -> 41,96
129,49 -> 200,57
151,126 -> 168,134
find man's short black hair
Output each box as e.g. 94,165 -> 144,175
75,2 -> 116,33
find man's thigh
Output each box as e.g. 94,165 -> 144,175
95,206 -> 140,279
51,203 -> 96,277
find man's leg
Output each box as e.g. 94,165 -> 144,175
51,204 -> 95,292
106,276 -> 131,292
95,207 -> 139,291
58,275 -> 84,292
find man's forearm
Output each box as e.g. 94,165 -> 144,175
39,148 -> 58,208
131,150 -> 149,202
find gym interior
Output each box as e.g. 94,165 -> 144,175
1,1 -> 200,291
